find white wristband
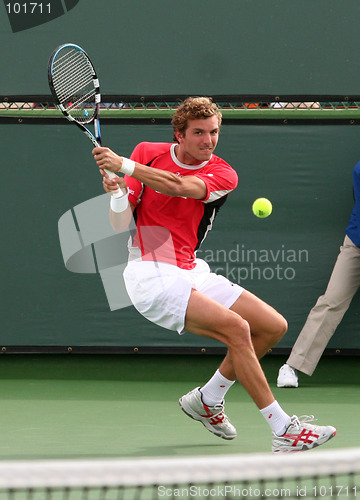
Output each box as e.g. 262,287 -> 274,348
121,157 -> 136,176
110,191 -> 129,213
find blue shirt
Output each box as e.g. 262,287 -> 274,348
345,161 -> 360,247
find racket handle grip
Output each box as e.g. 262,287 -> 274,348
104,168 -> 124,199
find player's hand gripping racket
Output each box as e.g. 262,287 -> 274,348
48,43 -> 122,198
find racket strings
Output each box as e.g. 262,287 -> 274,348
52,49 -> 93,92
53,51 -> 93,98
68,90 -> 96,110
52,48 -> 97,122
54,61 -> 94,100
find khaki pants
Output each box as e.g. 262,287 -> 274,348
287,235 -> 360,376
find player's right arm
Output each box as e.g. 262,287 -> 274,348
101,169 -> 135,232
93,147 -> 207,200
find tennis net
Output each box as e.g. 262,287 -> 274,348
0,448 -> 359,500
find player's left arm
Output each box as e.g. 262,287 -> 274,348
92,147 -> 207,199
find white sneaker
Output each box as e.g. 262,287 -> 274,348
272,415 -> 337,453
179,387 -> 237,440
277,364 -> 298,388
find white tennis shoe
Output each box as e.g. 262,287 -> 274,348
272,415 -> 337,453
179,387 -> 237,440
277,364 -> 299,388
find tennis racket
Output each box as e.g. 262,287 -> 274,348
48,43 -> 122,197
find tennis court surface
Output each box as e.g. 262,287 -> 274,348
0,353 -> 357,459
0,353 -> 359,498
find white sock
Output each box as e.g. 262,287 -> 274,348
200,369 -> 235,407
260,400 -> 290,436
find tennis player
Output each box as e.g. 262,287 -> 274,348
92,97 -> 336,452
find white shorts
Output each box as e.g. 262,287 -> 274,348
123,258 -> 244,334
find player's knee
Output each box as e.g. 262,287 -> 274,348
222,314 -> 252,350
270,314 -> 288,343
277,315 -> 288,338
258,313 -> 287,348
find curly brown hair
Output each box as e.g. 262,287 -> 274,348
171,97 -> 222,142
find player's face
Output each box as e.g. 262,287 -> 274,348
176,116 -> 220,165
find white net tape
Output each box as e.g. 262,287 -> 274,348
0,448 -> 359,489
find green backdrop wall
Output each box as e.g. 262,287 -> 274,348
1,120 -> 359,350
2,0 -> 360,95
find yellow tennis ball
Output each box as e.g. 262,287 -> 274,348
252,198 -> 273,218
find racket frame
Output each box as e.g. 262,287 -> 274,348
48,43 -> 123,197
